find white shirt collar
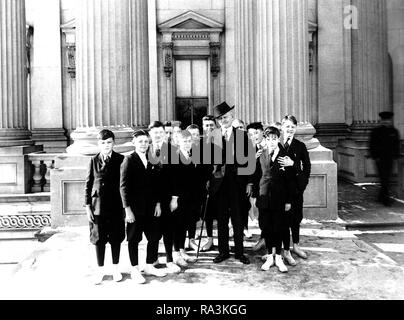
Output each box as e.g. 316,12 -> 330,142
101,152 -> 112,160
180,149 -> 190,159
153,141 -> 163,150
136,151 -> 148,168
284,136 -> 293,145
222,126 -> 233,140
269,147 -> 280,161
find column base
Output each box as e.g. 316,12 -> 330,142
336,123 -> 398,183
66,126 -> 135,155
31,128 -> 68,153
0,145 -> 43,194
51,154 -> 90,228
315,123 -> 350,157
0,129 -> 33,147
398,151 -> 404,200
295,123 -> 320,150
304,145 -> 338,221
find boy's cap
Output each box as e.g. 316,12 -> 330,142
247,122 -> 264,131
263,126 -> 281,138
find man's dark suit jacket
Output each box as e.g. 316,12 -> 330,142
85,151 -> 124,217
120,152 -> 161,217
169,151 -> 212,202
149,142 -> 178,209
208,127 -> 255,196
284,138 -> 311,192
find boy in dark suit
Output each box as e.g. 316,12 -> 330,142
196,115 -> 218,252
256,127 -> 296,273
168,130 -> 203,267
85,129 -> 125,285
247,122 -> 266,251
148,121 -> 182,274
279,115 -> 311,260
120,129 -> 167,284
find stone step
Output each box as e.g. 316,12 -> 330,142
0,193 -> 50,203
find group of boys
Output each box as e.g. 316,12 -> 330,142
84,101 -> 311,284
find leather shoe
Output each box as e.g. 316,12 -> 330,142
235,254 -> 250,265
213,253 -> 230,264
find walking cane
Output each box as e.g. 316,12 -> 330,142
196,194 -> 210,259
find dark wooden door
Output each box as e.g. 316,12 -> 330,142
175,98 -> 208,128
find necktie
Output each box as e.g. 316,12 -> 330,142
104,155 -> 110,164
155,148 -> 161,157
269,151 -> 274,164
223,130 -> 229,141
284,139 -> 290,150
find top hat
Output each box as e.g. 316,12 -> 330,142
379,111 -> 394,120
213,102 -> 235,119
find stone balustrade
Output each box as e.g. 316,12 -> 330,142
28,153 -> 57,193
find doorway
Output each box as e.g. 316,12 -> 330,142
175,59 -> 208,128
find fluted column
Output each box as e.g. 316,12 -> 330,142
0,0 -> 32,147
234,0 -> 256,123
256,0 -> 310,124
67,0 -> 134,154
254,0 -> 317,148
351,0 -> 390,128
130,0 -> 150,127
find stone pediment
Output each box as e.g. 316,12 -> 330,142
159,11 -> 223,32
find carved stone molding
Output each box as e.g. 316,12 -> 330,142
0,214 -> 51,230
66,44 -> 76,78
158,11 -> 224,77
309,21 -> 318,73
26,25 -> 34,75
172,32 -> 210,41
61,19 -> 76,79
162,42 -> 174,77
210,42 -> 221,77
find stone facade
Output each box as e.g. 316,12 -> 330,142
1,0 -> 403,228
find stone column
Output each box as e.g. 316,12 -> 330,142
233,0 -> 256,123
338,0 -> 391,183
30,0 -> 67,153
351,0 -> 390,131
315,0 -> 351,153
130,0 -> 150,127
255,0 -> 318,149
148,0 -> 159,122
256,0 -> 309,123
0,0 -> 32,147
67,0 -> 134,155
387,0 -> 404,199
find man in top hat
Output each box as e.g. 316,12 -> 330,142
208,102 -> 256,265
369,111 -> 401,206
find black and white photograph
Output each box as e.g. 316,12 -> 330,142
0,0 -> 404,306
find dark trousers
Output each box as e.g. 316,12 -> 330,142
161,210 -> 175,263
95,243 -> 121,266
89,215 -> 125,245
172,199 -> 191,252
127,215 -> 161,266
216,177 -> 245,257
260,208 -> 289,255
290,193 -> 304,244
376,160 -> 393,205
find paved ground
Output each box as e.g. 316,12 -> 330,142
1,181 -> 404,300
